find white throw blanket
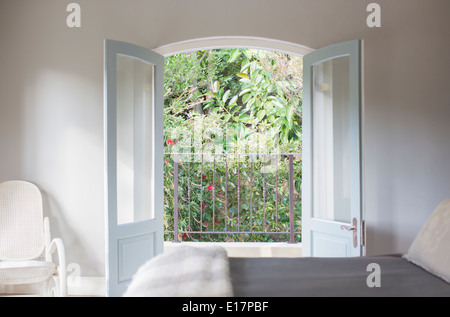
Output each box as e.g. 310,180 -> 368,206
123,245 -> 233,297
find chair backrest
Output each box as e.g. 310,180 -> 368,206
0,180 -> 45,261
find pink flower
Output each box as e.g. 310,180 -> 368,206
207,185 -> 213,191
167,139 -> 174,146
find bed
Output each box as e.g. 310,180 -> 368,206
124,199 -> 450,297
229,255 -> 450,297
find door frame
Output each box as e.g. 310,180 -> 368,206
152,36 -> 314,57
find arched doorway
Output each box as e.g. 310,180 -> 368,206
159,39 -> 306,247
152,36 -> 314,57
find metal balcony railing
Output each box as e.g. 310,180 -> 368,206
164,152 -> 301,243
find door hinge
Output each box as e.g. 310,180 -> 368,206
362,219 -> 366,246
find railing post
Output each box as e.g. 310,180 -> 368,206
173,154 -> 180,243
288,154 -> 296,244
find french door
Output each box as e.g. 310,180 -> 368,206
104,38 -> 363,297
104,40 -> 164,296
302,40 -> 364,257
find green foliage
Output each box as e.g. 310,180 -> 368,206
163,49 -> 303,243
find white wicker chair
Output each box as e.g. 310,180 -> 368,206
0,180 -> 67,296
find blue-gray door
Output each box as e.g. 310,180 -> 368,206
104,39 -> 164,296
302,40 -> 364,257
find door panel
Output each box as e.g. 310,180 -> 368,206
312,231 -> 351,257
118,233 -> 155,282
104,39 -> 164,296
116,54 -> 155,225
302,40 -> 363,257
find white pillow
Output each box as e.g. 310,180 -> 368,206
404,199 -> 450,283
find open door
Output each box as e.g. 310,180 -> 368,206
104,39 -> 164,296
302,40 -> 363,257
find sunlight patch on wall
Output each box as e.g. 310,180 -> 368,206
22,68 -> 104,275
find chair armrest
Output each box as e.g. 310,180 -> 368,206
46,238 -> 67,296
43,217 -> 66,270
47,238 -> 66,268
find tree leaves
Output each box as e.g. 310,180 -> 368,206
164,48 -> 303,153
256,109 -> 266,122
236,73 -> 249,79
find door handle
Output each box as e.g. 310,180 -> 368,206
340,217 -> 358,248
340,225 -> 356,231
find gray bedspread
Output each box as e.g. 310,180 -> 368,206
229,254 -> 450,297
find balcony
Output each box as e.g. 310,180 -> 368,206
164,152 -> 302,256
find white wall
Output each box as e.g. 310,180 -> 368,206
0,0 -> 449,276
